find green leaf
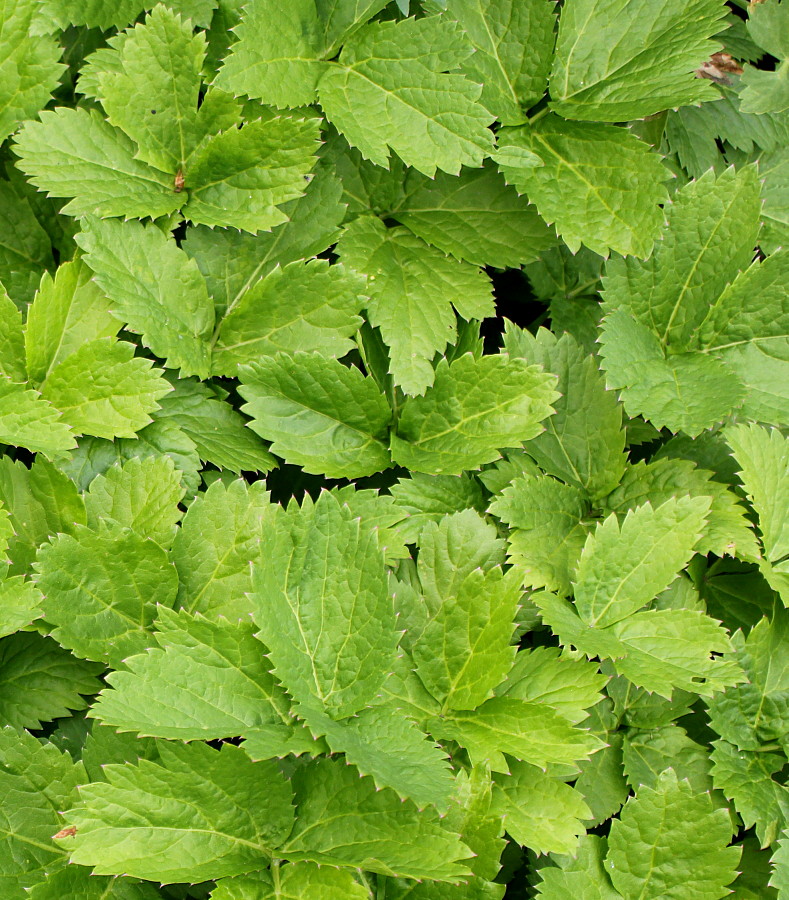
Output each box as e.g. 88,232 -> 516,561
0,456 -> 86,575
39,338 -> 171,440
34,523 -> 178,668
13,108 -> 183,220
0,632 -> 102,730
604,458 -> 759,561
318,17 -> 495,176
606,769 -> 740,899
440,0 -> 556,124
496,646 -> 607,726
154,378 -> 276,474
597,309 -> 743,436
62,742 -> 295,883
0,576 -> 43,638
84,456 -> 185,547
88,6 -> 212,173
535,835 -> 621,899
337,216 -> 493,394
710,739 -> 789,848
622,726 -> 713,793
184,115 -> 320,233
412,566 -> 520,711
493,761 -> 590,855
183,165 -> 345,318
727,424 -> 789,565
549,0 -> 726,121
251,491 -> 397,718
503,326 -> 626,500
389,472 -> 486,545
0,725 -> 85,899
497,116 -> 669,257
0,0 -> 64,143
213,258 -> 365,376
602,166 -> 762,352
707,611 -> 789,751
239,352 -> 392,478
92,608 -> 292,740
490,475 -> 589,596
297,703 -> 454,811
171,478 -> 273,620
25,259 -> 118,387
212,864 -> 371,900
280,757 -> 473,881
741,0 -> 789,114
428,695 -> 604,774
391,162 -> 556,268
0,180 -> 55,308
536,591 -> 743,698
28,868 -> 161,900
391,353 -> 557,476
771,830 -> 789,896
573,497 -> 710,628
77,217 -> 214,379
0,375 -> 75,454
0,288 -> 25,384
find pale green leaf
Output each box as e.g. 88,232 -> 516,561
211,864 -> 371,900
0,0 -> 64,143
34,522 -> 178,668
90,6 -> 211,173
573,497 -> 710,628
239,352 -> 392,478
606,769 -> 740,900
727,424 -> 789,564
771,830 -> 789,896
495,646 -> 607,726
0,289 -> 25,383
503,326 -> 626,500
85,456 -> 185,547
77,216 -> 214,379
490,475 -> 589,596
172,478 -> 273,620
392,162 -> 556,268
550,0 -> 725,120
442,765 -> 505,882
391,353 -> 557,476
622,725 -> 713,793
184,115 -> 319,233
412,566 -> 520,711
0,632 -> 102,730
297,703 -> 454,811
280,757 -> 472,881
389,472 -> 486,545
25,259 -> 118,387
213,259 -> 365,376
318,17 -> 495,177
493,762 -> 590,855
251,491 -> 397,718
40,338 -> 171,440
92,608 -> 292,740
741,0 -> 789,114
337,216 -> 493,394
0,576 -> 43,638
428,695 -> 604,774
497,116 -> 669,257
0,375 -> 75,454
13,108 -> 183,220
441,0 -> 556,124
62,742 -> 295,883
536,591 -> 743,698
604,458 -> 759,561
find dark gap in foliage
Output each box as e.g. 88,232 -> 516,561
481,267 -> 546,353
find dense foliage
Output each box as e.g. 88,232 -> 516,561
0,0 -> 788,897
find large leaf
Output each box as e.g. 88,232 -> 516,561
251,491 -> 397,718
61,742 -> 295,883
